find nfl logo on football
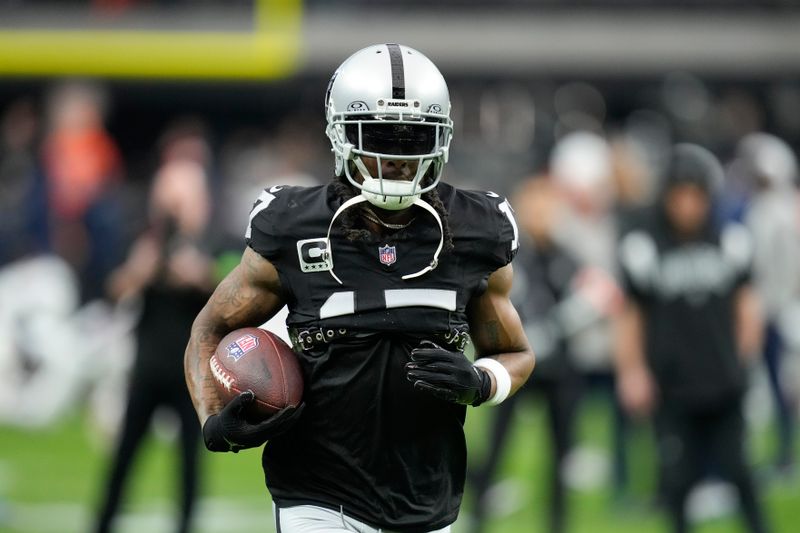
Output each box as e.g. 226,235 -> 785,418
226,334 -> 259,361
379,244 -> 397,266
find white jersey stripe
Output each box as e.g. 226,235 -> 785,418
384,289 -> 457,311
319,291 -> 356,319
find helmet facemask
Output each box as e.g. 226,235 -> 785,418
326,104 -> 453,211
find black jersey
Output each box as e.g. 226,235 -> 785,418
618,213 -> 753,408
245,182 -> 518,532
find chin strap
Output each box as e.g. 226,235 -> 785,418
326,195 -> 368,285
401,198 -> 443,280
325,194 -> 444,285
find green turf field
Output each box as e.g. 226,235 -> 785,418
0,393 -> 796,532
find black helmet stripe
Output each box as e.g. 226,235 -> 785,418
386,43 -> 405,99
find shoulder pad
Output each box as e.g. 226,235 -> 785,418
486,190 -> 520,256
245,185 -> 322,261
450,188 -> 520,269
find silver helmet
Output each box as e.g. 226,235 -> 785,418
325,43 -> 453,210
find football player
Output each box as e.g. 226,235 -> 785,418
184,43 -> 535,533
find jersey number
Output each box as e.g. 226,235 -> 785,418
319,289 -> 457,319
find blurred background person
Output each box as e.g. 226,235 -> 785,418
549,130 -> 630,498
736,133 -> 799,476
42,80 -> 124,302
470,176 -> 620,533
92,119 -> 214,533
0,98 -> 47,265
615,144 -> 769,533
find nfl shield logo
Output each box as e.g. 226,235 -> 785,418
379,244 -> 397,266
226,334 -> 259,361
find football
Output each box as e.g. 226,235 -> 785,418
209,327 -> 303,420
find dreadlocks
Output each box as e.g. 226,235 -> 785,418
331,174 -> 455,253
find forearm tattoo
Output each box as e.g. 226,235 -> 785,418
184,251 -> 282,422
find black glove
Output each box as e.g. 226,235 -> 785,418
405,340 -> 492,406
202,390 -> 305,453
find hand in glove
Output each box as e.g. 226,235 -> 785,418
405,340 -> 492,406
202,390 -> 304,453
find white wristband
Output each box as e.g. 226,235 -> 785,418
474,358 -> 512,406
